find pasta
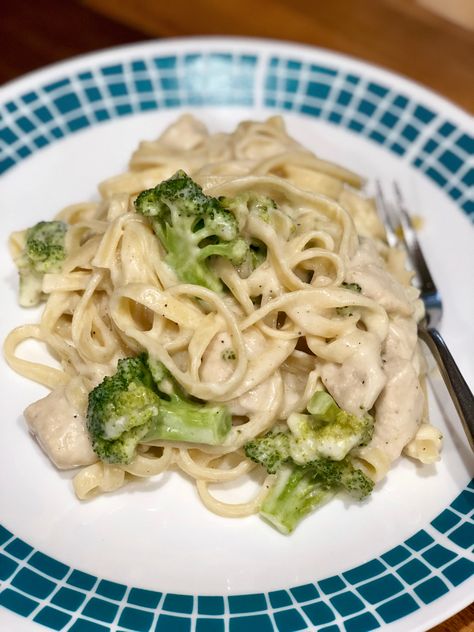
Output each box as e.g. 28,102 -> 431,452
4,115 -> 442,527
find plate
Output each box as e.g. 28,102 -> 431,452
0,37 -> 473,632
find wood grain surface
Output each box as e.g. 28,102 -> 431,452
1,1 -> 473,630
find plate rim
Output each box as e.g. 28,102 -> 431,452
0,35 -> 472,126
0,35 -> 473,632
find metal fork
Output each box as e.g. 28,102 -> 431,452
375,181 -> 474,450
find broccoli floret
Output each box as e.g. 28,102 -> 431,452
260,464 -> 332,534
14,220 -> 67,307
249,242 -> 267,266
288,391 -> 374,462
305,457 -> 374,500
245,428 -> 374,534
233,239 -> 267,279
134,171 -> 248,292
259,457 -> 373,534
87,355 -> 161,464
219,192 -> 275,226
244,391 -> 375,533
220,193 -> 296,278
244,431 -> 291,473
245,194 -> 295,237
246,194 -> 278,222
221,193 -> 278,224
87,354 -> 231,465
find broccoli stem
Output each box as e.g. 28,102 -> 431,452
306,390 -> 340,422
18,269 -> 44,308
168,246 -> 223,294
261,464 -> 333,534
145,399 -> 231,445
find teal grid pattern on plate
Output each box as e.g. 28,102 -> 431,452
0,483 -> 473,631
0,50 -> 472,216
1,48 -> 473,630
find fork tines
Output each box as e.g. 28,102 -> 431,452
374,180 -> 438,297
375,180 -> 399,249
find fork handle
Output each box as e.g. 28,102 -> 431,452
419,327 -> 474,451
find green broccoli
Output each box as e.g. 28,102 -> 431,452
146,356 -> 231,445
219,192 -> 276,226
231,239 -> 266,279
87,354 -> 231,464
245,193 -> 295,238
87,355 -> 161,464
244,430 -> 291,473
288,391 -> 374,462
246,194 -> 278,222
134,170 -> 248,293
221,192 -> 292,229
258,457 -> 373,534
219,193 -> 296,278
14,220 -> 67,307
244,391 -> 374,533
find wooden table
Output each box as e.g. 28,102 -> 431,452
1,1 -> 473,630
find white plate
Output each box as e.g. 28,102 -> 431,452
0,37 -> 473,632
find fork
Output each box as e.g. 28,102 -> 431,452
375,181 -> 474,450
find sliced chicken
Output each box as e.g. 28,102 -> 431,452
319,331 -> 386,415
346,239 -> 414,316
24,386 -> 97,469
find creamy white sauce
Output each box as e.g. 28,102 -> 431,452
200,327 -> 296,413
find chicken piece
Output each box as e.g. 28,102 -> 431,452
319,331 -> 386,415
24,386 -> 97,469
346,240 -> 414,316
371,358 -> 425,462
384,315 -> 419,362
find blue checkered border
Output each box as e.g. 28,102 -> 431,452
264,56 -> 472,216
0,482 -> 472,631
0,52 -> 256,173
0,51 -> 472,216
1,50 -> 473,630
